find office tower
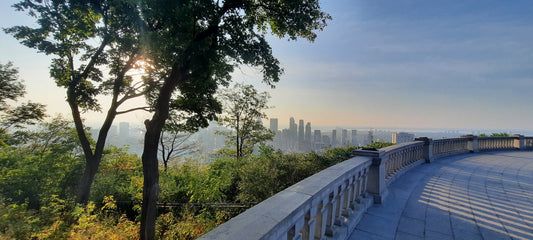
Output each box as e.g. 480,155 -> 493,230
282,129 -> 290,151
331,129 -> 337,147
322,135 -> 331,146
314,130 -> 322,143
341,129 -> 348,146
298,119 -> 304,142
351,130 -> 358,146
289,117 -> 297,144
366,130 -> 374,145
392,132 -> 415,144
314,129 -> 322,150
305,122 -> 312,143
270,118 -> 278,132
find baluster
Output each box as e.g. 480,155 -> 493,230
342,180 -> 351,217
299,211 -> 312,240
348,176 -> 356,207
334,185 -> 343,226
314,201 -> 326,240
361,168 -> 368,197
325,192 -> 335,237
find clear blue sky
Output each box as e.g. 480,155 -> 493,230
2,0 -> 533,131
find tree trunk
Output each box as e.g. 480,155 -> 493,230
140,64 -> 183,240
77,157 -> 100,203
140,119 -> 162,240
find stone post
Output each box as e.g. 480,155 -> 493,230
463,135 -> 479,153
415,137 -> 434,163
352,149 -> 388,204
511,134 -> 525,150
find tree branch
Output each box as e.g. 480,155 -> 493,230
116,106 -> 151,115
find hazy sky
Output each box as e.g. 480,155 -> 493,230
1,0 -> 533,131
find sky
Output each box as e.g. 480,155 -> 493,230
1,0 -> 533,131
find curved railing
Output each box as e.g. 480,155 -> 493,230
200,134 -> 532,240
200,156 -> 373,240
432,138 -> 469,158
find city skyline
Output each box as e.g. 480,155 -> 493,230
1,0 -> 533,131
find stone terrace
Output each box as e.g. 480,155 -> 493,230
351,151 -> 533,240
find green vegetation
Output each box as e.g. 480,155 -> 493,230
0,116 -> 393,239
217,83 -> 274,159
478,133 -> 510,137
5,0 -> 331,238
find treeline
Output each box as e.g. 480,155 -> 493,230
0,118 -> 393,239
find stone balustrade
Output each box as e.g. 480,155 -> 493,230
199,135 -> 533,240
199,156 -> 373,240
432,137 -> 469,157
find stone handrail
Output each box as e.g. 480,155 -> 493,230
200,156 -> 373,240
432,137 -> 469,157
200,135 -> 532,240
478,136 -> 515,151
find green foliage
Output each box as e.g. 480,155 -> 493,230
363,142 -> 395,149
0,62 -> 46,131
155,211 -> 217,240
217,83 -> 274,159
91,146 -> 143,204
0,200 -> 40,239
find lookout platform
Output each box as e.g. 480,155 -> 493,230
350,151 -> 533,240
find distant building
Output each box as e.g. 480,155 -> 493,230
289,117 -> 297,147
270,118 -> 278,132
322,135 -> 331,146
365,130 -> 373,146
305,122 -> 312,143
314,130 -> 322,151
392,132 -> 415,144
351,130 -> 358,146
331,129 -> 337,147
341,129 -> 348,146
298,119 -> 304,142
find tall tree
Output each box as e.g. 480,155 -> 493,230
138,0 -> 330,238
5,1 -> 147,203
0,61 -> 46,141
218,83 -> 273,159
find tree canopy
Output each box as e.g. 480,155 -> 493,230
218,83 -> 274,159
0,62 -> 46,133
4,0 -> 147,204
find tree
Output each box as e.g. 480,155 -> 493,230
159,128 -> 197,171
0,62 -> 46,137
5,1 -> 147,203
218,83 -> 274,159
137,1 -> 330,238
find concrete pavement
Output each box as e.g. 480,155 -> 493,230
349,151 -> 533,240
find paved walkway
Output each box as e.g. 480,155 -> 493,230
349,151 -> 533,240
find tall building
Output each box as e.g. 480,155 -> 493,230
298,119 -> 304,142
269,118 -> 278,132
366,130 -> 374,145
392,132 -> 415,144
331,129 -> 337,147
314,129 -> 322,150
289,117 -> 297,144
305,122 -> 312,143
351,130 -> 358,146
119,122 -> 129,139
314,130 -> 322,144
341,129 -> 348,146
